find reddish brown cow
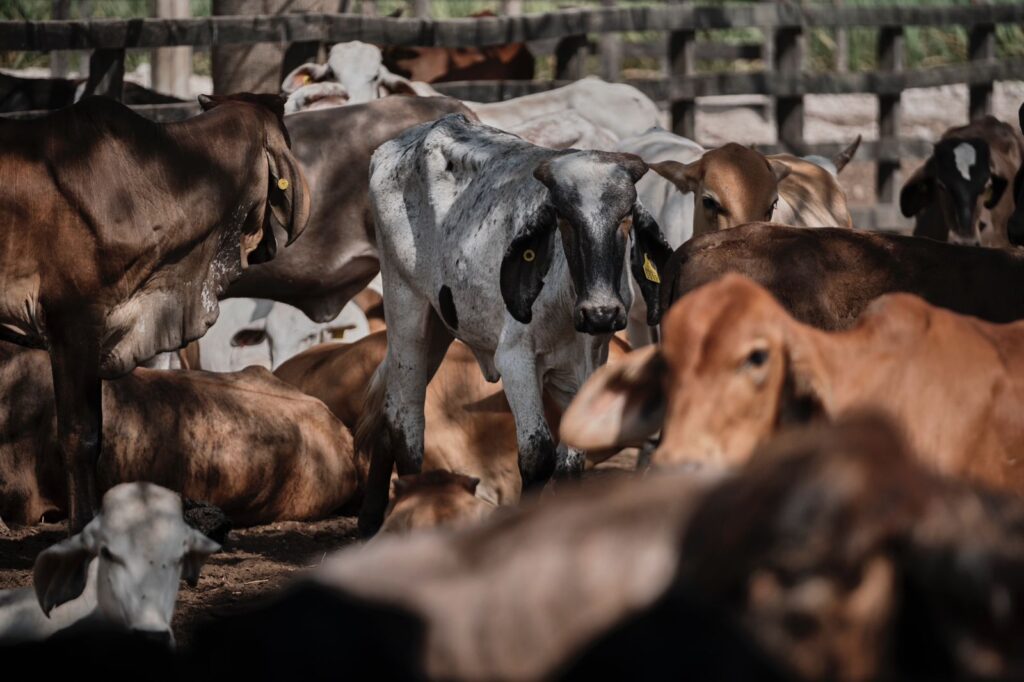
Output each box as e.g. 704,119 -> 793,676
563,274 -> 1024,494
0,93 -> 310,531
381,13 -> 534,84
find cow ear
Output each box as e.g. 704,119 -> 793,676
560,346 -> 666,452
264,144 -> 311,248
779,330 -> 828,428
629,203 -> 674,326
34,519 -> 101,616
616,153 -> 649,184
500,204 -> 557,324
649,159 -> 702,194
182,529 -> 220,589
768,158 -> 791,183
461,476 -> 481,495
281,62 -> 331,94
197,94 -> 221,111
899,162 -> 932,217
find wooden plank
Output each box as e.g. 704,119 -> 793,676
774,25 -> 804,155
969,22 -> 996,120
667,0 -> 696,139
81,48 -> 124,99
598,0 -> 622,82
3,4 -> 1024,51
876,27 -> 903,208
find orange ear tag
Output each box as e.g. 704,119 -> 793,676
277,178 -> 290,191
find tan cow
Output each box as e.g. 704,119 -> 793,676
562,274 -> 1024,493
0,343 -> 364,527
379,470 -> 495,535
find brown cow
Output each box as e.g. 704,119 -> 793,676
562,274 -> 1024,493
188,414 -> 1024,681
658,222 -> 1024,331
381,12 -> 534,84
901,115 -> 1024,246
379,470 -> 494,535
0,343 -> 363,527
0,93 -> 310,531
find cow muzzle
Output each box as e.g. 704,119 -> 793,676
575,302 -> 627,334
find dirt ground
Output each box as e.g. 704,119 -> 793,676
0,451 -> 637,645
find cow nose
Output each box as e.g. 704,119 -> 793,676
575,304 -> 627,334
133,628 -> 173,647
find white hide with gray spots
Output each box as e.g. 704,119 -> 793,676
198,297 -> 371,372
0,483 -> 218,645
361,114 -> 670,533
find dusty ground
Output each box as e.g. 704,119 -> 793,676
0,451 -> 637,645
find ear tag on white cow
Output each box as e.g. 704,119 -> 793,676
300,74 -> 311,85
523,249 -> 536,263
643,253 -> 660,284
277,178 -> 290,191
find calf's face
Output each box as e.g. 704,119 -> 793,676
559,275 -> 826,469
33,483 -> 219,644
500,151 -> 673,334
649,143 -> 790,237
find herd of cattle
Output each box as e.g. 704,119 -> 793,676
2,38 -> 1024,679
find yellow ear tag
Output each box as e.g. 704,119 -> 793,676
277,178 -> 290,191
523,249 -> 536,262
300,74 -> 311,84
643,253 -> 660,284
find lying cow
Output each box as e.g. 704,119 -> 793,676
226,96 -> 472,323
0,343 -> 363,527
901,115 -> 1024,246
618,128 -> 858,344
379,470 -> 495,535
563,274 -> 1024,495
358,114 -> 671,533
0,93 -> 311,531
658,222 -> 1024,331
1007,103 -> 1024,245
188,413 -> 1024,680
0,483 -> 218,645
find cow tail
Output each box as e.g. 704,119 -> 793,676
355,361 -> 393,536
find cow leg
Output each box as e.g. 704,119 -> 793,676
48,335 -> 102,534
495,348 -> 556,491
358,290 -> 453,536
554,445 -> 585,480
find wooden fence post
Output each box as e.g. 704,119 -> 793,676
151,0 -> 192,98
599,0 -> 622,82
414,0 -> 431,18
968,22 -> 996,120
774,23 -> 805,154
83,49 -> 125,99
667,0 -> 696,139
876,27 -> 903,215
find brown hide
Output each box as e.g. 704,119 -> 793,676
276,332 -> 630,505
380,470 -> 493,535
565,274 -> 1024,495
660,222 -> 1024,331
227,96 -> 476,322
0,343 -> 362,527
0,94 -> 310,531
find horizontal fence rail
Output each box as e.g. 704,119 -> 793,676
2,4 -> 1023,50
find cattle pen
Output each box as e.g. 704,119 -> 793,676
1,2 -> 1021,230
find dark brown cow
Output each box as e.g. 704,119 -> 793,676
0,343 -> 363,527
0,93 -> 311,530
564,274 -> 1024,494
901,115 -> 1024,246
658,222 -> 1024,331
381,12 -> 534,84
226,96 -> 474,322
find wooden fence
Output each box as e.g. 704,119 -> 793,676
2,3 -> 1023,229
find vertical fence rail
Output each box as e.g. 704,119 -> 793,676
876,27 -> 903,217
668,0 -> 696,139
774,24 -> 805,154
968,22 -> 996,120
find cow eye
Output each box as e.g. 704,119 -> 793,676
702,195 -> 720,214
100,546 -> 121,564
744,347 -> 770,369
231,329 -> 268,347
766,200 -> 778,221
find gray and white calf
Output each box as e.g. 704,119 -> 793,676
359,114 -> 671,533
0,483 -> 218,645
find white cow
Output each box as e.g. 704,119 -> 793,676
357,114 -> 671,535
0,483 -> 218,645
198,297 -> 371,372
